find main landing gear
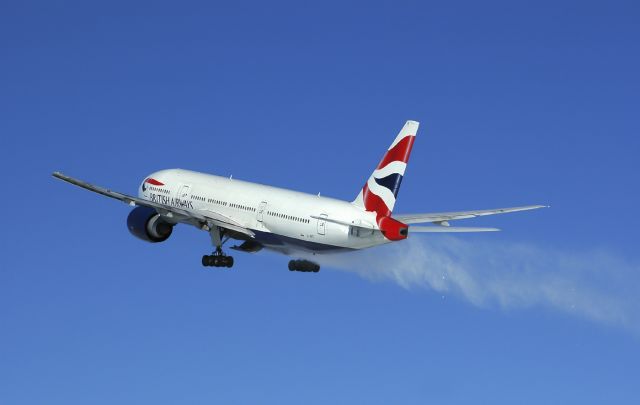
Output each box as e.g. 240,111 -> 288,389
288,259 -> 320,273
202,251 -> 234,268
202,225 -> 234,269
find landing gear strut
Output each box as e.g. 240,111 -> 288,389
202,224 -> 234,268
288,259 -> 320,273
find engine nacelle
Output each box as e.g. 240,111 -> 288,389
127,206 -> 173,243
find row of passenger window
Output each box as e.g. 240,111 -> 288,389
268,211 -> 309,223
149,186 -> 169,194
188,194 -> 309,224
231,203 -> 256,212
195,195 -> 253,212
208,198 -> 227,206
191,192 -> 255,213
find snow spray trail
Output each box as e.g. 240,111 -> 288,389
305,236 -> 640,333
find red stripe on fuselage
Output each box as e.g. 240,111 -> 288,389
376,135 -> 415,170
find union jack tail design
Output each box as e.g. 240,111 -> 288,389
353,120 -> 419,218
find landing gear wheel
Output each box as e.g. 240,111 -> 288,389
201,254 -> 234,268
288,259 -> 320,273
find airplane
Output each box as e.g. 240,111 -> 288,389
53,120 -> 546,273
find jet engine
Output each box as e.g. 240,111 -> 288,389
127,206 -> 173,243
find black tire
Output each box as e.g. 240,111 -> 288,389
202,255 -> 211,267
288,260 -> 297,271
225,256 -> 234,268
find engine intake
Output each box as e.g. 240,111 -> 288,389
127,206 -> 173,243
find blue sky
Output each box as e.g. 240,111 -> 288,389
1,1 -> 639,404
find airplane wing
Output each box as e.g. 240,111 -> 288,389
395,205 -> 548,225
52,172 -> 255,238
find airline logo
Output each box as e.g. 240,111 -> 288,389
143,178 -> 194,209
142,178 -> 164,192
361,122 -> 417,219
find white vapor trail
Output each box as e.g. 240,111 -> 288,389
308,236 -> 640,332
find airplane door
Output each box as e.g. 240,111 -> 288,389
257,201 -> 267,222
317,214 -> 327,235
178,185 -> 191,201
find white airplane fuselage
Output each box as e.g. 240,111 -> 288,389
140,168 -> 389,254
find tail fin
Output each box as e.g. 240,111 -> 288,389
353,120 -> 419,217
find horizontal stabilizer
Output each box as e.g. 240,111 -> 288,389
410,226 -> 499,233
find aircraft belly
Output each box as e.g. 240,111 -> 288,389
251,229 -> 354,254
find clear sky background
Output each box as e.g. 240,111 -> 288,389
1,1 -> 639,404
